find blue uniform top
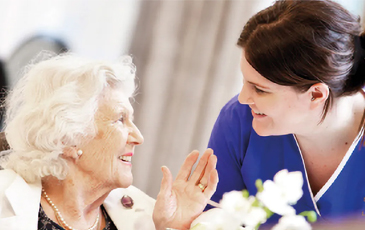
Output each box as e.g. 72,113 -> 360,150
207,95 -> 365,225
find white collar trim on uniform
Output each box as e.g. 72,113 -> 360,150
292,127 -> 364,217
313,128 -> 363,202
293,134 -> 321,217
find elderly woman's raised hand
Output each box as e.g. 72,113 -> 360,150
153,148 -> 218,230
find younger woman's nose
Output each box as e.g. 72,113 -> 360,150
238,84 -> 254,105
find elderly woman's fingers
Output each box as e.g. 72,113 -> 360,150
159,166 -> 173,196
175,150 -> 200,181
203,169 -> 219,198
189,148 -> 214,185
197,154 -> 217,188
153,166 -> 177,230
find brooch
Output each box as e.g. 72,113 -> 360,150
121,195 -> 134,208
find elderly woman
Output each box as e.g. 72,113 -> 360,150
0,54 -> 218,230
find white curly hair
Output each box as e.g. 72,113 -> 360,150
1,53 -> 136,183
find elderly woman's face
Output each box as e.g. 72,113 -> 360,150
76,89 -> 143,189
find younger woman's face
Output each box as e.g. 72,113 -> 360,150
238,52 -> 318,136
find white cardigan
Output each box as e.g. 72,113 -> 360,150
0,169 -> 156,230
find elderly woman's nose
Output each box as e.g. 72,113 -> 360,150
128,123 -> 144,145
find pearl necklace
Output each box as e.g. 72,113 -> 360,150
41,188 -> 100,230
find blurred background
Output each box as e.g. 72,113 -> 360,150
0,0 -> 364,198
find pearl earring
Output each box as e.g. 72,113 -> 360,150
77,149 -> 83,156
311,97 -> 315,101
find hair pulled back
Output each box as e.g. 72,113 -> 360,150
238,0 -> 365,119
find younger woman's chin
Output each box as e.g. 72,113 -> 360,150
253,126 -> 284,137
253,126 -> 272,136
253,126 -> 290,137
255,131 -> 272,137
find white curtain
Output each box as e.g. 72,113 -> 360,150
129,0 -> 365,198
129,0 -> 273,198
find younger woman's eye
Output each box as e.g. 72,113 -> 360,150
254,87 -> 266,94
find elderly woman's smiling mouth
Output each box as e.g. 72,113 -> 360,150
119,152 -> 133,164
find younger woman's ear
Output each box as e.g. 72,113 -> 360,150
308,83 -> 329,104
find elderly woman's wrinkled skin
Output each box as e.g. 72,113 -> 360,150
40,88 -> 218,230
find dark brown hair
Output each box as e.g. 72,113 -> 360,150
238,0 -> 364,121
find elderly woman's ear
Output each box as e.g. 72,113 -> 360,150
0,132 -> 9,151
62,146 -> 83,160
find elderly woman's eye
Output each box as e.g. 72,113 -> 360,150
118,113 -> 127,123
119,116 -> 125,123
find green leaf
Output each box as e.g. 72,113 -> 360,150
255,179 -> 264,193
251,197 -> 260,207
242,189 -> 249,198
299,211 -> 317,223
263,206 -> 274,219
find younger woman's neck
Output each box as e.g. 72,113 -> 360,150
296,91 -> 365,155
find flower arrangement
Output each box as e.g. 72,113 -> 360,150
190,169 -> 317,230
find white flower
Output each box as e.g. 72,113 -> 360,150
190,170 -> 311,230
242,206 -> 267,229
273,170 -> 303,204
257,170 -> 303,215
220,191 -> 252,217
271,215 -> 312,230
190,208 -> 244,230
220,191 -> 267,228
